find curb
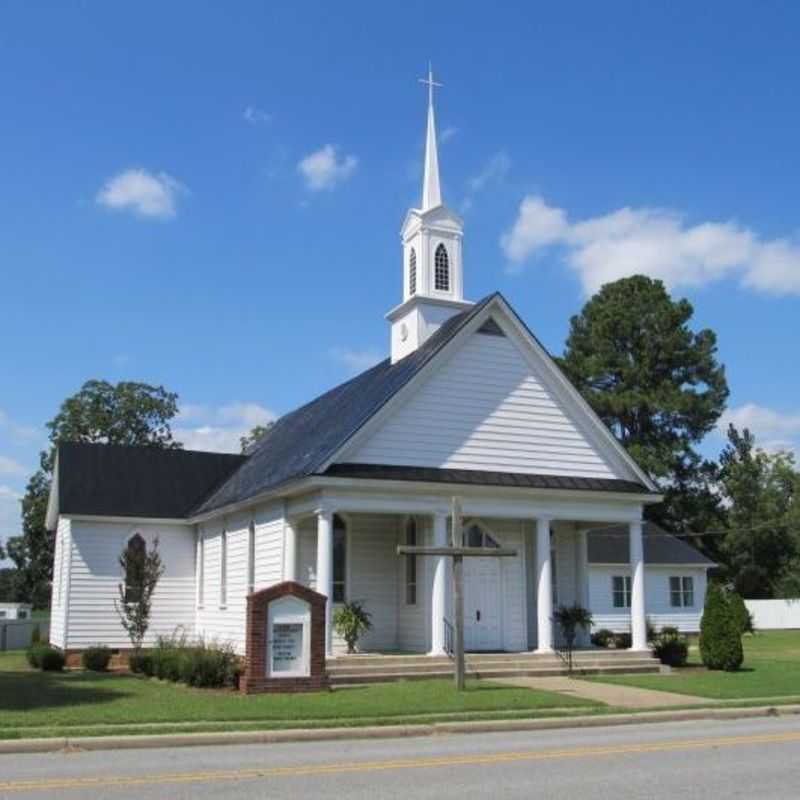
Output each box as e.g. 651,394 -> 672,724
3,704 -> 799,755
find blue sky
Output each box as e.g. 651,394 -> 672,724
2,1 -> 800,551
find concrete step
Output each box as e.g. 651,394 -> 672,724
328,663 -> 661,686
327,658 -> 659,677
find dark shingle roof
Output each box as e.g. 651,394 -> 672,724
324,463 -> 649,494
192,294 -> 499,514
57,442 -> 245,520
587,522 -> 714,566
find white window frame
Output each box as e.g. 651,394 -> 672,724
247,520 -> 256,596
219,528 -> 227,608
434,243 -> 450,292
612,575 -> 632,608
670,575 -> 694,608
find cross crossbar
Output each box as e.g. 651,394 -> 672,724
396,546 -> 517,558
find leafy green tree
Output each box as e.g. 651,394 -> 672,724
6,381 -> 181,606
559,276 -> 729,533
717,424 -> 800,598
699,582 -> 743,671
0,567 -> 17,602
239,422 -> 274,454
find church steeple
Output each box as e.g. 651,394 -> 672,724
386,66 -> 472,363
420,65 -> 442,211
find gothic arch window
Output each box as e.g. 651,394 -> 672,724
123,533 -> 147,603
434,243 -> 450,291
464,522 -> 500,549
409,248 -> 417,295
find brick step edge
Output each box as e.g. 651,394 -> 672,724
327,661 -> 659,676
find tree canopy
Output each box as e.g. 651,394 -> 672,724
6,380 -> 182,606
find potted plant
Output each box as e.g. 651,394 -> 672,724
333,600 -> 372,654
553,604 -> 593,673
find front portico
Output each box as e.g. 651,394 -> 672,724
285,477 -> 654,658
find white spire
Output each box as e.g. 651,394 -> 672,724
419,64 -> 442,211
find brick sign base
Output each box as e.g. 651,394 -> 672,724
240,581 -> 329,694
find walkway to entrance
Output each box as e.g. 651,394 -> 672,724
491,675 -> 708,708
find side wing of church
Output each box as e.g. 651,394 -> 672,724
46,70 -> 712,675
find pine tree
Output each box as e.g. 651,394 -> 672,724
699,582 -> 743,671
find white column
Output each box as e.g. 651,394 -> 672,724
316,509 -> 334,657
429,511 -> 448,656
629,520 -> 647,651
535,516 -> 554,653
283,519 -> 298,582
575,528 -> 590,647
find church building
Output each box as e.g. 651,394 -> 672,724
46,71 -> 712,681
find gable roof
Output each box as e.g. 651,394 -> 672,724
193,294 -> 498,514
54,442 -> 245,521
587,522 -> 714,566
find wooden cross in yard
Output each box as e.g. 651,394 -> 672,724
397,498 -> 517,690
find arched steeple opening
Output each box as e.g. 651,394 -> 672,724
409,247 -> 417,295
434,243 -> 450,291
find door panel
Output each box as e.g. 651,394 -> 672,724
464,557 -> 502,650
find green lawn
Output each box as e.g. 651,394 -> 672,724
587,630 -> 800,700
0,652 -> 600,739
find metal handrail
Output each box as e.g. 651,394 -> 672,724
443,617 -> 455,659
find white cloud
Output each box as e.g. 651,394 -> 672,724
243,105 -> 271,125
0,456 -> 26,476
718,403 -> 800,455
329,347 -> 384,375
462,151 -> 511,212
0,409 -> 40,442
500,195 -> 800,295
297,145 -> 358,191
0,485 -> 22,556
174,402 -> 277,454
440,126 -> 459,144
96,168 -> 186,220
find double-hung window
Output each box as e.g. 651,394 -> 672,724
612,575 -> 632,608
670,576 -> 694,607
332,515 -> 347,603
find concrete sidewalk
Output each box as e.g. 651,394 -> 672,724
492,676 -> 710,708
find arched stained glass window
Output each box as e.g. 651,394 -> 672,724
409,248 -> 417,295
434,243 -> 450,291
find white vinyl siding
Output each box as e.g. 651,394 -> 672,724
589,566 -> 708,633
347,331 -> 618,479
48,516 -> 71,649
63,519 -> 196,650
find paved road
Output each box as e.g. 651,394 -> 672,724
2,717 -> 800,799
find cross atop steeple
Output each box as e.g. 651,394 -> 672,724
419,63 -> 442,211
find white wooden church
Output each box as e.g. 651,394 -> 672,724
46,71 -> 711,674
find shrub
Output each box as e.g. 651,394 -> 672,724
128,652 -> 153,675
700,582 -> 743,671
652,627 -> 689,667
591,629 -> 614,648
148,634 -> 240,688
646,617 -> 658,643
27,644 -> 65,671
81,646 -> 112,672
333,601 -> 373,654
30,625 -> 42,645
728,592 -> 755,635
26,642 -> 48,668
613,632 -> 632,649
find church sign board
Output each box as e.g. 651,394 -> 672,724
240,581 -> 329,694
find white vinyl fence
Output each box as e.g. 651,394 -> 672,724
745,599 -> 800,630
0,618 -> 50,651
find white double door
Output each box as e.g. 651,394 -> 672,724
463,556 -> 502,651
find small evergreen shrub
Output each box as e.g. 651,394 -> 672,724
646,617 -> 658,643
128,652 -> 153,675
333,601 -> 373,654
81,646 -> 112,672
728,592 -> 755,635
700,582 -> 743,671
652,627 -> 689,667
149,634 -> 240,688
590,629 -> 614,648
27,644 -> 65,671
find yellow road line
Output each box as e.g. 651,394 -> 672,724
2,730 -> 800,793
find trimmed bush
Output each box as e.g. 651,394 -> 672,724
149,635 -> 240,689
728,592 -> 755,635
700,582 -> 743,671
27,644 -> 65,671
591,629 -> 614,648
128,653 -> 153,675
82,646 -> 112,672
652,627 -> 689,667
